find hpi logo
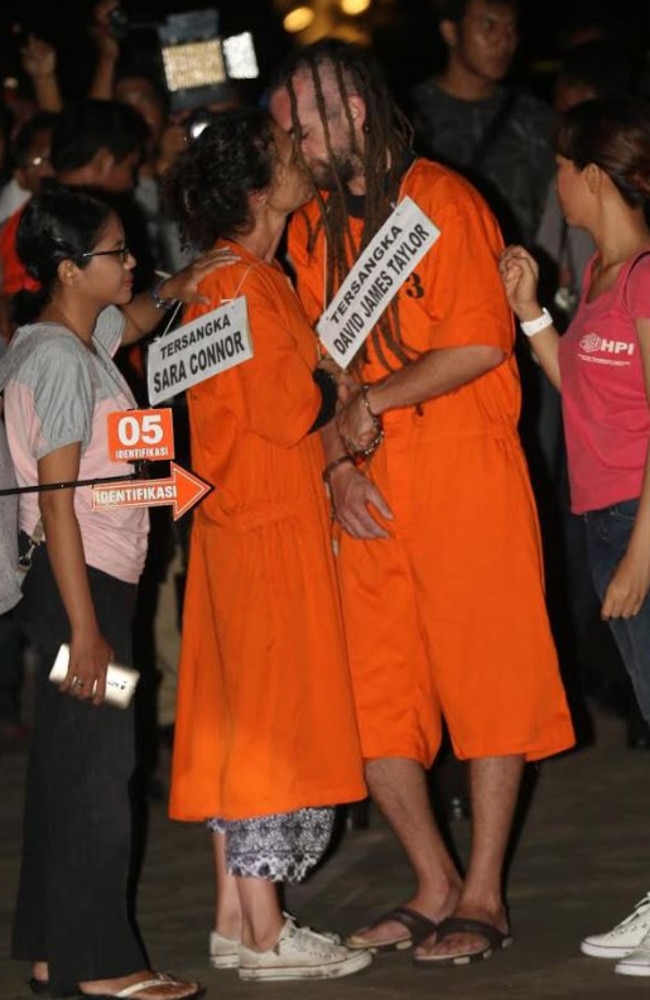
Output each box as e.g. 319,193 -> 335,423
579,332 -> 635,357
579,333 -> 600,353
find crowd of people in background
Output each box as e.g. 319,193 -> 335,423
1,0 -> 650,994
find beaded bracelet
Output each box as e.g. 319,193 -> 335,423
355,383 -> 384,458
361,383 -> 380,420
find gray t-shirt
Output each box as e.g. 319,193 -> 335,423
0,410 -> 20,615
3,307 -> 149,584
410,81 -> 556,244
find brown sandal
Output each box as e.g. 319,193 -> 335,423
413,916 -> 513,966
346,905 -> 438,952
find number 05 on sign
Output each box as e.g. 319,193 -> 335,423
107,409 -> 175,463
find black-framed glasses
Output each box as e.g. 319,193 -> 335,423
81,245 -> 131,263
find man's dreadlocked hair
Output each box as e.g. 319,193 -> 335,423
271,39 -> 417,371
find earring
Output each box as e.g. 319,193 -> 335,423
362,122 -> 370,134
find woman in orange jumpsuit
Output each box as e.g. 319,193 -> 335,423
164,109 -> 370,983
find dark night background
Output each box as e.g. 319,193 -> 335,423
0,0 -> 649,109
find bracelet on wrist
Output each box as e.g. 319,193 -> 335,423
322,455 -> 356,483
520,307 -> 553,337
149,277 -> 178,311
352,383 -> 384,459
361,382 -> 380,420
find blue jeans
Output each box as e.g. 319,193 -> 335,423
584,498 -> 650,725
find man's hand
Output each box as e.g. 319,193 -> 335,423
337,391 -> 381,454
328,464 -> 393,540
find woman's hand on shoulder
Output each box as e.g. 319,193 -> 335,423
160,248 -> 242,306
60,628 -> 113,706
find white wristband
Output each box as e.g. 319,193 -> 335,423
520,307 -> 553,337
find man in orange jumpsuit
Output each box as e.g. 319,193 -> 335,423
269,39 -> 575,966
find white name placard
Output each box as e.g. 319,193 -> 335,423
148,296 -> 253,406
316,197 -> 440,369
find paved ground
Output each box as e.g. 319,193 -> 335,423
1,704 -> 649,1000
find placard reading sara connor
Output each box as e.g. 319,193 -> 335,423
316,197 -> 440,369
147,296 -> 253,406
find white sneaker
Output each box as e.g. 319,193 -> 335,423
209,929 -> 240,969
581,893 -> 650,959
238,915 -> 373,981
616,928 -> 650,976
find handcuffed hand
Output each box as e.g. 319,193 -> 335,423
337,389 -> 382,455
327,462 -> 393,540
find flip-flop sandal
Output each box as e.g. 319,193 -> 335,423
78,972 -> 206,998
413,916 -> 514,967
346,905 -> 438,953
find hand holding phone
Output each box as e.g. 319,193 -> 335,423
49,644 -> 139,709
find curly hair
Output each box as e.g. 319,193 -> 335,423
163,108 -> 276,251
556,96 -> 650,208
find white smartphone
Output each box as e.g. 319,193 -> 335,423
49,643 -> 140,709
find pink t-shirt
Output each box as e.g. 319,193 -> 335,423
4,308 -> 149,583
559,252 -> 650,513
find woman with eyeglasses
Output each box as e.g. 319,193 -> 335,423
1,181 -> 214,1000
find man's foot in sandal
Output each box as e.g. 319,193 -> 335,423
413,905 -> 513,966
78,970 -> 204,999
345,885 -> 460,953
346,905 -> 438,952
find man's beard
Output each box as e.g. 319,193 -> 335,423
308,147 -> 359,191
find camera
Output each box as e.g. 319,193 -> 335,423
105,7 -> 259,112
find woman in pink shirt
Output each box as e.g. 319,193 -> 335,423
500,96 -> 650,979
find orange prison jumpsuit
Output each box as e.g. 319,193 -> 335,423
169,242 -> 366,821
288,159 -> 575,765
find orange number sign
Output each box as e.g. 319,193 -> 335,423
107,408 -> 175,463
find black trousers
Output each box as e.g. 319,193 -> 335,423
12,541 -> 146,997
